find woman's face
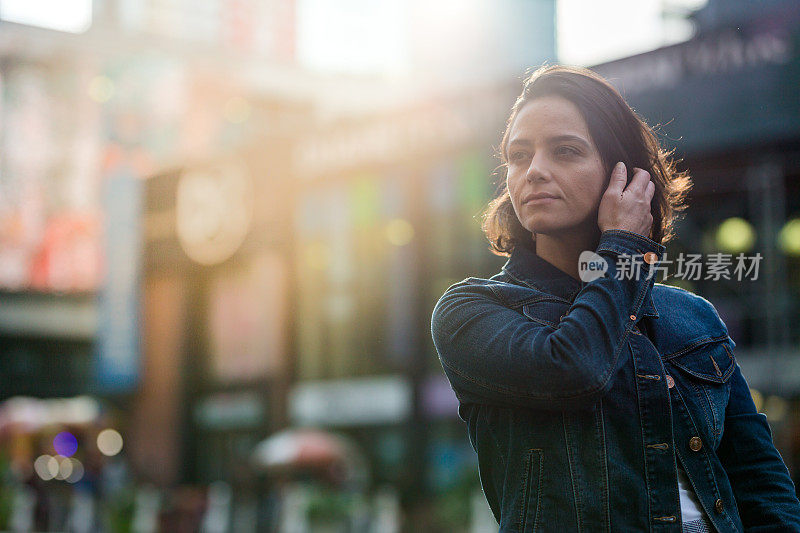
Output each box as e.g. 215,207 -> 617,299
506,95 -> 609,240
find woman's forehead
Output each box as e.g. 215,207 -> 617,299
509,96 -> 590,142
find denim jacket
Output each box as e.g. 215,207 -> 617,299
431,229 -> 800,532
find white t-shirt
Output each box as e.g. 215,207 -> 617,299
676,463 -> 706,522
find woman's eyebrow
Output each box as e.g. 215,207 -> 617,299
507,138 -> 533,149
508,134 -> 590,149
548,134 -> 591,148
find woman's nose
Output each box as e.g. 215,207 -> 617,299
526,155 -> 550,182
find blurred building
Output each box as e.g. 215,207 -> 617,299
286,84 -> 519,527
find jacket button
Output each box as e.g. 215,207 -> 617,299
629,314 -> 637,321
666,375 -> 675,388
689,436 -> 703,452
643,252 -> 658,264
714,498 -> 724,513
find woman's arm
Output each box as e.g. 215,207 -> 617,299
430,229 -> 664,411
716,362 -> 800,530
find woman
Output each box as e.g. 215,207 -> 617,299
430,64 -> 800,532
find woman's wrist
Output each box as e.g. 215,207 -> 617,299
598,229 -> 665,258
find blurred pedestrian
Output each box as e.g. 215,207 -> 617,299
431,64 -> 800,531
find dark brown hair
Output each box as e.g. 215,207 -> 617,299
482,63 -> 693,256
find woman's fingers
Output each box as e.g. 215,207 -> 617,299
625,167 -> 651,194
605,162 -> 628,196
646,179 -> 655,200
598,162 -> 655,237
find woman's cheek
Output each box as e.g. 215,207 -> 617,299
508,180 -> 522,210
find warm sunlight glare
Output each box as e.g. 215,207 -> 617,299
0,0 -> 93,33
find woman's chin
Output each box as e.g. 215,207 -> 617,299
526,221 -> 560,235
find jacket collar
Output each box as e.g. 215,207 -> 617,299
501,240 -> 659,318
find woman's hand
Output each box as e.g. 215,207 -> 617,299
598,161 -> 655,239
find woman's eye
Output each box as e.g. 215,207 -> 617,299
510,152 -> 530,163
556,146 -> 579,156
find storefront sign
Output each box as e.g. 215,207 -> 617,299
194,392 -> 265,430
289,376 -> 411,426
292,85 -> 515,178
594,5 -> 800,153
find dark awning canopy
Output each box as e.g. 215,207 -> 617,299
593,2 -> 800,155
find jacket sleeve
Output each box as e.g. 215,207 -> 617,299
430,229 -> 665,411
716,361 -> 800,530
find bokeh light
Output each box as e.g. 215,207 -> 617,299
53,431 -> 78,457
764,395 -> 789,423
385,219 -> 414,246
34,455 -> 59,481
55,455 -> 73,480
778,218 -> 800,256
88,76 -> 115,103
97,428 -> 124,456
715,217 -> 756,253
66,458 -> 84,483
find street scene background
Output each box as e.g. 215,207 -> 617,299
1,0 -> 800,531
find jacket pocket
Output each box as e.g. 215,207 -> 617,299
665,337 -> 736,383
665,337 -> 736,439
520,448 -> 543,532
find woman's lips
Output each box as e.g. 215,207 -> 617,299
526,196 -> 559,204
523,191 -> 560,205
